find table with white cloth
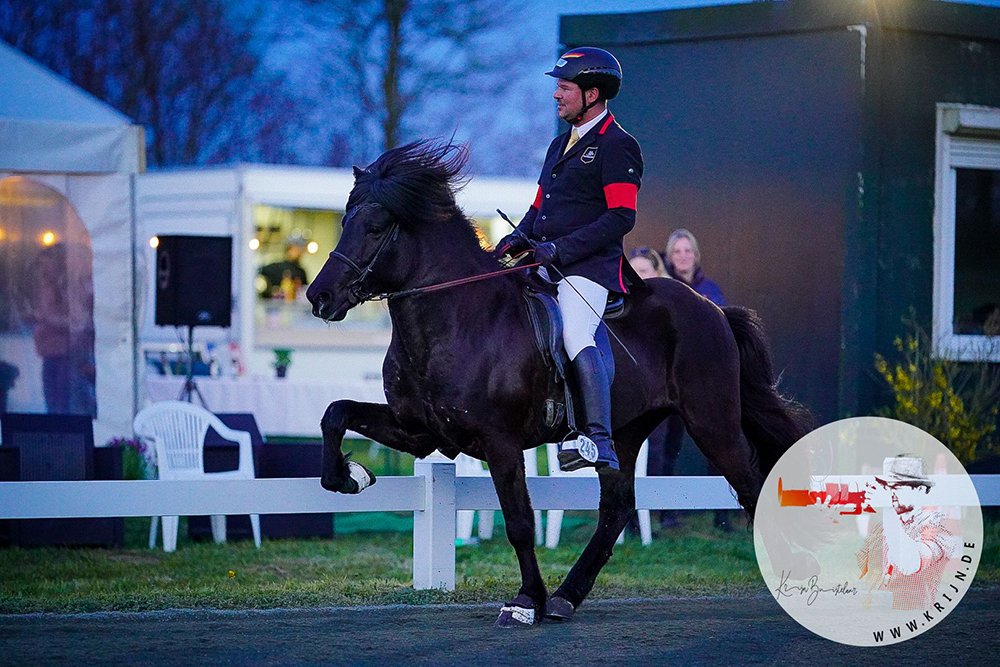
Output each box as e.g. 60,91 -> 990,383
144,376 -> 386,438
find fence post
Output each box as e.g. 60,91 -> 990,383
412,456 -> 456,590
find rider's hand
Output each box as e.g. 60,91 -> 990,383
494,233 -> 530,258
534,242 -> 559,268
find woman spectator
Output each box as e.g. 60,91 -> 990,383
664,228 -> 725,306
627,246 -> 668,280
653,229 -> 731,530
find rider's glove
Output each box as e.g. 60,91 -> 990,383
534,242 -> 559,268
494,232 -> 531,258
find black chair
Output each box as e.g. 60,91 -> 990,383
0,413 -> 123,547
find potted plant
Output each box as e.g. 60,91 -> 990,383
107,437 -> 155,480
273,348 -> 293,378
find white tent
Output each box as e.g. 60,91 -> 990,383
0,41 -> 144,446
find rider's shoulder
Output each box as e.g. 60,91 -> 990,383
602,118 -> 640,148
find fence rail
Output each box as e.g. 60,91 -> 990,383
2,460 -> 997,590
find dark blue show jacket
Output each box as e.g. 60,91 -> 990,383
516,113 -> 643,293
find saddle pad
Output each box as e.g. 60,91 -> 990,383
523,290 -> 615,384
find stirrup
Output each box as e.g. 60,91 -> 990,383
557,433 -> 599,472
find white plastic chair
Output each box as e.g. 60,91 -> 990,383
543,440 -> 652,549
134,400 -> 261,552
456,449 -> 543,546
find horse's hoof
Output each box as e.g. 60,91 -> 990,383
495,605 -> 536,628
320,462 -> 376,494
543,596 -> 575,621
495,594 -> 538,628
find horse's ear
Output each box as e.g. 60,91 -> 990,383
352,166 -> 365,179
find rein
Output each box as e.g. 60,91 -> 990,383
385,262 -> 541,301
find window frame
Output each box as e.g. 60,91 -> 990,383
933,103 -> 1000,362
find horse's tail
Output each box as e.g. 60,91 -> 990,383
723,306 -> 813,478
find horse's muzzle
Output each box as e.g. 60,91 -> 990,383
310,290 -> 333,319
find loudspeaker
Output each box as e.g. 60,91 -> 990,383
155,235 -> 232,327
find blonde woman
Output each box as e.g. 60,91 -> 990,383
664,228 -> 725,306
627,246 -> 668,280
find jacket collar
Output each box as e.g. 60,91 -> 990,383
555,113 -> 614,166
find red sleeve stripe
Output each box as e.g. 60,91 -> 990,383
532,185 -> 542,209
598,114 -> 615,135
604,182 -> 637,210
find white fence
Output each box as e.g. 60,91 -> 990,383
2,458 -> 998,590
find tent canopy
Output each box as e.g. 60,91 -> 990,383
0,41 -> 144,446
0,41 -> 143,173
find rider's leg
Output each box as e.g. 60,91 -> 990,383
556,275 -> 618,471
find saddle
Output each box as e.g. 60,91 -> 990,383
521,271 -> 622,434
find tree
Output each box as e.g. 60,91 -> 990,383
0,0 -> 301,166
300,0 -> 538,166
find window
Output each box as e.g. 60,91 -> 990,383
250,202 -> 503,348
0,177 -> 97,414
251,204 -> 391,348
934,104 -> 1000,361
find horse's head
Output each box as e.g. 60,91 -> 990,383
307,141 -> 469,321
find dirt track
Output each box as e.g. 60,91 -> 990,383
2,588 -> 997,666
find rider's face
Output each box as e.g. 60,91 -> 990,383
554,79 -> 585,123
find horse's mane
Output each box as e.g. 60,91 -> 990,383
349,140 -> 471,228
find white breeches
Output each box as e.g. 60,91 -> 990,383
556,275 -> 608,361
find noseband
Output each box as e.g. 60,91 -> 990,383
329,202 -> 399,303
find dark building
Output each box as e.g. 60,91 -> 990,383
563,0 -> 1000,422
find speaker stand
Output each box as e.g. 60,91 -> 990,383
178,325 -> 207,408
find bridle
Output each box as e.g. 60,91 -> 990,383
326,201 -> 541,304
328,202 -> 399,303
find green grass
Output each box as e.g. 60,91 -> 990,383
0,512 -> 761,614
1,512 -> 997,614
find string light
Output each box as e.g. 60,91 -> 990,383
41,231 -> 56,246
306,241 -> 319,254
149,236 -> 159,249
248,238 -> 260,250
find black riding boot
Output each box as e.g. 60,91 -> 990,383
558,346 -> 619,472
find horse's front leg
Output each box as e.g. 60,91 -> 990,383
546,432 -> 642,621
320,400 -> 438,494
483,441 -> 546,628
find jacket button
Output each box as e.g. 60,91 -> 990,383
541,236 -> 547,241
551,173 -> 557,178
541,215 -> 546,220
545,194 -> 550,199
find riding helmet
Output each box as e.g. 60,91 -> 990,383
546,47 -> 622,100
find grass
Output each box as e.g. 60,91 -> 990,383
3,511 -> 996,614
0,511 -> 769,614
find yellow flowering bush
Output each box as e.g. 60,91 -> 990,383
874,317 -> 999,463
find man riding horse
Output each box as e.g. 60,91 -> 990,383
496,47 -> 642,473
306,46 -> 810,627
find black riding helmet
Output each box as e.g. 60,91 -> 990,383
546,47 -> 622,122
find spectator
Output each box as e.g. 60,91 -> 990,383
628,246 -> 668,279
652,228 -> 731,530
260,235 -> 309,299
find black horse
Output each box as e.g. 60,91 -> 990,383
306,141 -> 811,627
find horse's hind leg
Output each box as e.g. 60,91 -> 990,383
546,421 -> 646,619
320,400 -> 438,494
683,396 -> 764,520
482,440 -> 547,628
